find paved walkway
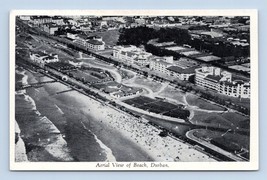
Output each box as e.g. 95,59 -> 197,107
186,129 -> 246,162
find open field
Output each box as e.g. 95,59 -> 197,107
124,96 -> 190,119
70,70 -> 101,83
85,30 -> 120,46
133,77 -> 163,93
93,81 -> 142,96
158,86 -> 186,104
190,111 -> 248,129
186,94 -> 226,111
192,129 -> 249,159
221,112 -> 249,129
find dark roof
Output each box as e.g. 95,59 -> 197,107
30,50 -> 47,57
43,22 -> 58,27
31,16 -> 51,20
87,35 -> 102,39
66,29 -> 79,34
167,66 -> 196,74
52,16 -> 63,20
127,52 -> 136,57
204,75 -> 221,82
87,39 -> 104,45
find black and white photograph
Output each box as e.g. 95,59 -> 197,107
10,10 -> 258,171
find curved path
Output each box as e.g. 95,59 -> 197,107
83,62 -> 122,83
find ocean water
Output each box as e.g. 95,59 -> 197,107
15,67 -> 114,162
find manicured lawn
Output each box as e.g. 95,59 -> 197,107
70,70 -> 99,83
124,96 -> 190,119
222,112 -> 249,128
133,77 -> 163,92
186,94 -> 226,111
193,129 -> 249,159
85,30 -> 120,46
158,86 -> 186,104
191,111 -> 232,128
190,111 -> 249,130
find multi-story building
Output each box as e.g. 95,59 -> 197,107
149,57 -> 173,74
150,57 -> 199,81
29,50 -> 59,66
113,45 -> 153,66
30,16 -> 52,26
195,66 -> 250,98
167,58 -> 200,81
74,35 -> 105,51
43,23 -> 58,35
51,16 -> 65,25
86,39 -> 105,51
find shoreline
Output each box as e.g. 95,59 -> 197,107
16,66 -> 217,162
15,120 -> 28,162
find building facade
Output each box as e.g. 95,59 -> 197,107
74,35 -> 105,51
29,51 -> 59,66
149,57 -> 172,74
113,45 -> 152,66
43,23 -> 58,35
195,66 -> 250,98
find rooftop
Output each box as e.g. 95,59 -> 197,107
151,58 -> 171,66
204,75 -> 222,82
43,22 -> 58,28
87,39 -> 104,45
196,55 -> 221,62
31,16 -> 51,20
167,66 -> 196,74
30,50 -> 48,57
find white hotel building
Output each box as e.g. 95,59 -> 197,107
113,45 -> 153,66
195,66 -> 250,98
74,35 -> 105,51
149,56 -> 173,74
150,57 -> 199,81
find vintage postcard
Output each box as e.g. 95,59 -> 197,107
10,10 -> 258,171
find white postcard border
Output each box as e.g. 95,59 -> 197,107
9,9 -> 258,171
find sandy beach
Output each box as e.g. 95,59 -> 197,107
16,68 -> 216,162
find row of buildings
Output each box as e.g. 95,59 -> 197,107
112,45 -> 250,98
112,45 -> 200,81
20,15 -> 250,34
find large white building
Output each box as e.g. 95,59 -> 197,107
150,57 -> 199,81
74,35 -> 105,51
43,23 -> 58,35
195,66 -> 250,98
149,57 -> 173,74
113,45 -> 153,66
29,50 -> 59,66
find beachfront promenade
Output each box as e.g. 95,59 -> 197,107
41,66 -> 187,124
186,130 -> 246,161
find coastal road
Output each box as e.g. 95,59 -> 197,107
186,129 -> 246,162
